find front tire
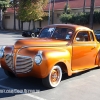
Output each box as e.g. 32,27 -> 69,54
42,65 -> 62,88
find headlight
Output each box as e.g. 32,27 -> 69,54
34,51 -> 43,65
34,55 -> 42,65
0,46 -> 5,58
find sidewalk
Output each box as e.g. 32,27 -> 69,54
0,29 -> 22,34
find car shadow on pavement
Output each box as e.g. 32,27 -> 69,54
62,67 -> 100,81
0,67 -> 100,98
0,67 -> 48,98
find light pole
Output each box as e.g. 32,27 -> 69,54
48,0 -> 51,25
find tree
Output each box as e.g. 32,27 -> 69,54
17,0 -> 48,30
0,0 -> 10,29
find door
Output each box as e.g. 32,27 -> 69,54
72,31 -> 98,71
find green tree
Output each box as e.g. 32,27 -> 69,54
17,0 -> 48,30
0,0 -> 10,29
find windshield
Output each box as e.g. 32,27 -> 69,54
39,27 -> 73,40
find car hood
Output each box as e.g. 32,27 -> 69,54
14,38 -> 69,49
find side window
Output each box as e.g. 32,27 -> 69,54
90,32 -> 94,41
75,31 -> 90,41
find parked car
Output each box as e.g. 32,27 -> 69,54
22,28 -> 42,37
0,24 -> 100,88
94,30 -> 100,41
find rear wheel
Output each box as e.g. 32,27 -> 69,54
42,65 -> 62,88
4,70 -> 15,77
31,33 -> 35,37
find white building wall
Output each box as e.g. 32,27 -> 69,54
3,7 -> 100,30
3,13 -> 14,29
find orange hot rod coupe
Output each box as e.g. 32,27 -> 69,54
0,24 -> 100,88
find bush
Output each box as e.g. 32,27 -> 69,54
60,11 -> 100,25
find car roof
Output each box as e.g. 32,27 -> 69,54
43,24 -> 92,31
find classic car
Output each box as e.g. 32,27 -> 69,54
0,24 -> 100,88
22,28 -> 42,37
94,30 -> 100,41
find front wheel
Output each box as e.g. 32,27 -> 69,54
42,65 -> 62,88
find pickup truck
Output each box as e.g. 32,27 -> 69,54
0,24 -> 100,88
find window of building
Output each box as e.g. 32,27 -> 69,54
5,16 -> 10,19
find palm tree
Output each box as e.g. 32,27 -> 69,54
89,0 -> 95,29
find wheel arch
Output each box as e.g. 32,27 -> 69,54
53,61 -> 72,76
95,50 -> 100,66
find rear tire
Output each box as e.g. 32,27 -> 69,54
4,70 -> 15,77
42,65 -> 62,88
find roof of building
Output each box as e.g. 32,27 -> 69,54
45,0 -> 100,11
5,0 -> 100,13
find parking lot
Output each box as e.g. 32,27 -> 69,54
0,30 -> 100,100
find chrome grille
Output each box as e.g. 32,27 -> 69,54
5,54 -> 33,73
16,55 -> 33,73
5,53 -> 14,71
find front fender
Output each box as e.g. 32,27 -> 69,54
44,49 -> 72,75
15,46 -> 72,78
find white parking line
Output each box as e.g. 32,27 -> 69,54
0,85 -> 46,100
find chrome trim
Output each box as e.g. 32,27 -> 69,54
15,55 -> 33,73
34,51 -> 43,65
5,53 -> 33,74
5,53 -> 14,71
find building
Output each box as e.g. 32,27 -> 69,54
3,0 -> 100,30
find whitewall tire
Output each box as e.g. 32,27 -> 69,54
42,65 -> 62,88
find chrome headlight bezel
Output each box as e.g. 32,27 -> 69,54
0,46 -> 6,58
34,51 -> 43,65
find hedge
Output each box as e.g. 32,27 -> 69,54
59,11 -> 100,25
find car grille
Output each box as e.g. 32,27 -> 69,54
16,55 -> 33,73
5,54 -> 14,71
5,54 -> 33,73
